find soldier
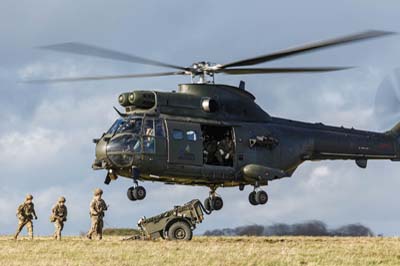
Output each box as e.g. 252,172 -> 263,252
215,133 -> 234,166
203,135 -> 217,164
86,188 -> 108,240
50,196 -> 68,240
14,194 -> 37,240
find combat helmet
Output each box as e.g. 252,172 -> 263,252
58,196 -> 66,203
25,194 -> 33,201
94,188 -> 103,196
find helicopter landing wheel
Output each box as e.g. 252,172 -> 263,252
127,187 -> 137,201
127,186 -> 146,201
212,196 -> 223,211
249,190 -> 268,205
204,198 -> 212,212
256,190 -> 268,205
248,191 -> 258,205
133,186 -> 146,200
205,185 -> 223,211
204,196 -> 224,211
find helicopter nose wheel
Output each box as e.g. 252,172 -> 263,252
127,167 -> 146,201
127,186 -> 146,201
127,187 -> 136,201
248,189 -> 268,206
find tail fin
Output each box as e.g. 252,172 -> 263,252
387,122 -> 400,137
374,68 -> 400,130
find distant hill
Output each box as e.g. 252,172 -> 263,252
204,220 -> 374,237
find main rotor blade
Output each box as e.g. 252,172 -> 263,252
39,42 -> 188,71
23,71 -> 188,83
219,67 -> 352,75
220,30 -> 395,68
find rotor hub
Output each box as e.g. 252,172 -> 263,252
189,62 -> 219,83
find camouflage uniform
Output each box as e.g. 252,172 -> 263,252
203,137 -> 217,164
14,194 -> 37,240
51,197 -> 68,240
215,136 -> 234,165
87,188 -> 108,240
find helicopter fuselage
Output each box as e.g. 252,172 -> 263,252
92,83 -> 400,189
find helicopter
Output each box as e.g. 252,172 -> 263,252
29,30 -> 400,212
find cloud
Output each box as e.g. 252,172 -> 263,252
0,191 -> 20,228
305,166 -> 335,190
0,128 -> 66,166
17,59 -> 119,81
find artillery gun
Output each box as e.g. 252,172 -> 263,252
127,199 -> 209,241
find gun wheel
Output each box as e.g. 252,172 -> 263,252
168,221 -> 192,241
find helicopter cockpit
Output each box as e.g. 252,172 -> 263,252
104,116 -> 165,167
107,117 -> 143,135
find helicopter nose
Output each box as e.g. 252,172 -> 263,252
105,133 -> 141,167
95,137 -> 108,161
92,137 -> 109,169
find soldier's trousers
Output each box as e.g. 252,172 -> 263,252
87,216 -> 104,240
14,219 -> 33,239
53,220 -> 64,240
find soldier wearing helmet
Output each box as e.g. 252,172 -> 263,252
215,132 -> 234,166
50,196 -> 68,240
86,188 -> 108,240
14,194 -> 38,240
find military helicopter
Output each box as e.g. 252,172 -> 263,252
30,30 -> 399,212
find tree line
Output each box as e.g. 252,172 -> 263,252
203,220 -> 374,237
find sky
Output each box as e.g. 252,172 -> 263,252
1,0 -> 400,236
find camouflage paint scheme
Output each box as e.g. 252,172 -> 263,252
93,83 -> 400,189
135,199 -> 205,240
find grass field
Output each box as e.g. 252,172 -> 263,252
1,236 -> 400,266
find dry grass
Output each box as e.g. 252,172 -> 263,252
1,236 -> 400,266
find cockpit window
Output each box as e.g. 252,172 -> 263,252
155,119 -> 165,137
107,134 -> 142,154
143,119 -> 154,136
106,117 -> 166,158
186,130 -> 197,141
107,117 -> 166,138
117,118 -> 143,134
144,118 -> 166,137
141,119 -> 155,153
173,130 -> 184,140
107,117 -> 143,135
106,134 -> 142,167
107,118 -> 124,134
